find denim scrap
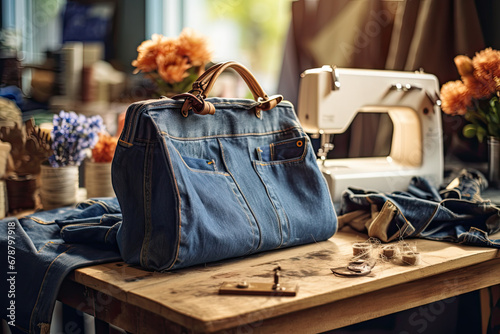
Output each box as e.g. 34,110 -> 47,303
338,169 -> 500,246
0,198 -> 121,334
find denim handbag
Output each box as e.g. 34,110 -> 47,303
112,61 -> 337,271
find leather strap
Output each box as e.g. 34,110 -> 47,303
172,61 -> 283,117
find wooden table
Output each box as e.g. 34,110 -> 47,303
57,230 -> 500,334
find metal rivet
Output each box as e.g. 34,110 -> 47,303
236,281 -> 249,289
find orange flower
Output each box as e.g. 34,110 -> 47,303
472,47 -> 500,94
177,28 -> 213,66
157,54 -> 190,83
440,80 -> 471,116
131,34 -> 165,73
132,29 -> 212,85
92,133 -> 118,163
454,55 -> 474,78
463,75 -> 493,99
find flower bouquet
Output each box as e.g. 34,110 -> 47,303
132,28 -> 213,97
41,111 -> 104,209
440,48 -> 500,142
49,110 -> 104,167
440,48 -> 500,185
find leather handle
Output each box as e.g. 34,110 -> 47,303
172,61 -> 283,117
193,61 -> 266,100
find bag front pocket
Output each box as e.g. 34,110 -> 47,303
182,156 -> 217,172
253,136 -> 336,247
256,137 -> 307,162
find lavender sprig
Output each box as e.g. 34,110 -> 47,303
48,111 -> 104,167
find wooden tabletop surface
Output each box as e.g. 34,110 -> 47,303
63,229 -> 500,333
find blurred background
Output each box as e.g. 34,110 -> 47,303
1,1 -> 500,333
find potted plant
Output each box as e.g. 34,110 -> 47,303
440,47 -> 500,186
40,110 -> 104,210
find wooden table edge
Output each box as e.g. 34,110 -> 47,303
60,250 -> 500,333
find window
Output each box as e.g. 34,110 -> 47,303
145,0 -> 292,95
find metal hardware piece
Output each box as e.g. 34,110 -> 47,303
219,282 -> 298,296
219,265 -> 298,296
236,281 -> 249,289
272,265 -> 281,290
390,83 -> 440,107
331,258 -> 376,277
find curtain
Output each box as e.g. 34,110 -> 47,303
278,0 -> 485,158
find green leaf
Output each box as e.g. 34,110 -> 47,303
490,96 -> 499,109
491,98 -> 500,116
477,126 -> 487,143
491,113 -> 500,124
463,124 -> 477,138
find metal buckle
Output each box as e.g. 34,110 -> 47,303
331,258 -> 376,277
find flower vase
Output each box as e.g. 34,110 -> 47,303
487,136 -> 500,188
85,161 -> 115,198
40,164 -> 79,210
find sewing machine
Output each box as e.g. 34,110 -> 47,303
298,66 -> 443,202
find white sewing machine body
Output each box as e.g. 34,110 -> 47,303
298,66 -> 444,202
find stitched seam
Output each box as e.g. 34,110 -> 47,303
76,199 -> 111,213
118,139 -> 133,147
162,126 -> 299,141
255,138 -> 309,166
60,222 -> 100,234
104,222 -> 120,243
162,136 -> 183,271
30,217 -> 55,225
218,138 -> 261,251
140,141 -> 154,268
217,139 -> 256,253
252,161 -> 284,248
122,103 -> 142,145
30,247 -> 72,332
167,142 -> 228,175
37,241 -> 67,253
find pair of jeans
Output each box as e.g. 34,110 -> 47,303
338,169 -> 500,247
0,198 -> 121,334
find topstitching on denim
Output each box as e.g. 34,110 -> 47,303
219,138 -> 260,252
160,135 -> 183,271
1,198 -> 122,334
140,140 -> 154,268
162,126 -> 301,141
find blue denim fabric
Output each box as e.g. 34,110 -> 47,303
113,97 -> 338,271
0,198 -> 121,334
339,170 -> 500,246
